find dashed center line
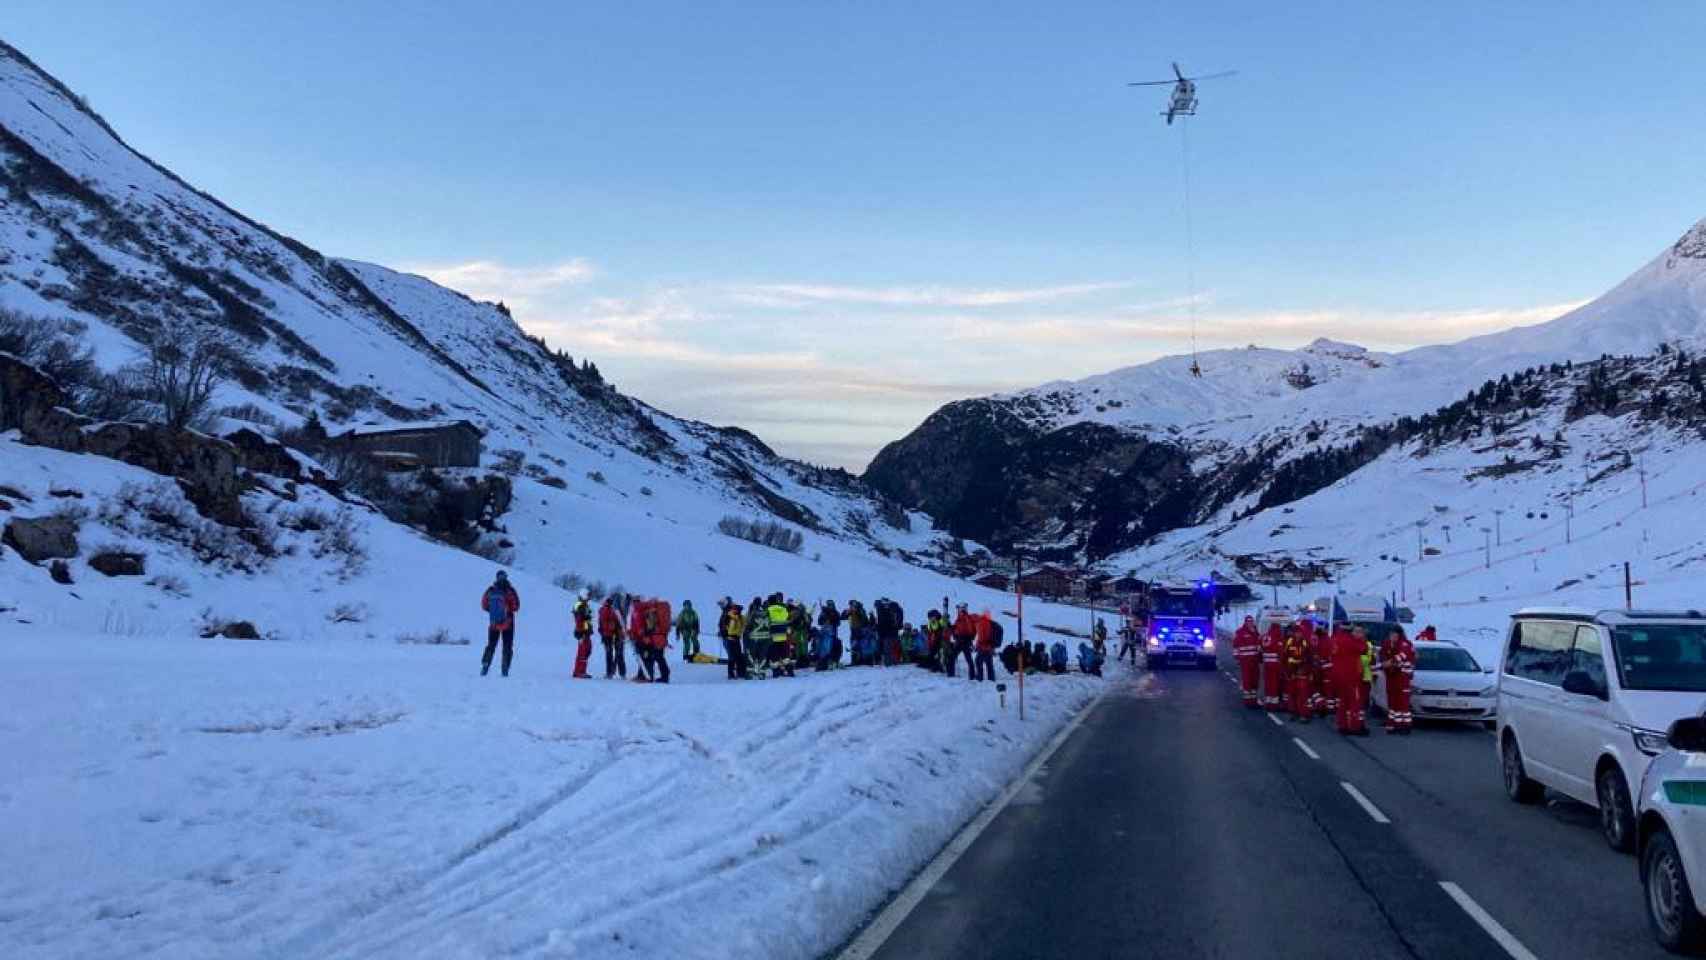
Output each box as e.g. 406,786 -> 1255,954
1439,881 -> 1540,960
1340,781 -> 1390,824
1266,712 -> 1284,727
1292,737 -> 1320,760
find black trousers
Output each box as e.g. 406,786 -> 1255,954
724,636 -> 746,678
482,626 -> 514,676
603,638 -> 626,678
974,650 -> 995,682
642,646 -> 671,682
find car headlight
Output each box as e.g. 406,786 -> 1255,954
1147,637 -> 1160,648
1203,638 -> 1215,651
1632,728 -> 1668,757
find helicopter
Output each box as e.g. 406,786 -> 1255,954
1127,62 -> 1237,125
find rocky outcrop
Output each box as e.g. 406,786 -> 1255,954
89,550 -> 145,576
378,471 -> 513,549
866,398 -> 1204,560
1,354 -> 334,524
224,427 -> 337,491
3,514 -> 79,562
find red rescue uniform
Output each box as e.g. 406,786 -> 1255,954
1303,620 -> 1331,717
1381,632 -> 1416,733
1283,631 -> 1313,721
1330,627 -> 1370,735
1233,619 -> 1261,708
571,599 -> 594,679
1260,624 -> 1285,711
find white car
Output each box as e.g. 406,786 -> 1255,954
1372,639 -> 1496,725
1496,608 -> 1706,853
1637,716 -> 1706,953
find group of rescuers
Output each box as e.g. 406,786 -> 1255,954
479,570 -> 1107,682
1230,615 -> 1427,735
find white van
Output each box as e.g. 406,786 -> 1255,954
1496,607 -> 1706,852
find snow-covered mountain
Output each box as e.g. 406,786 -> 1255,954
866,219 -> 1706,560
0,38 -> 956,571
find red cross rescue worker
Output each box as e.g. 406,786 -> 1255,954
571,590 -> 594,679
1302,619 -> 1329,717
1260,623 -> 1285,711
598,596 -> 627,679
1331,622 -> 1370,736
1233,616 -> 1261,708
1314,620 -> 1339,719
1380,625 -> 1416,734
1283,626 -> 1313,722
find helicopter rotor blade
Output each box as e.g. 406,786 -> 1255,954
1185,70 -> 1239,81
1126,79 -> 1176,86
1172,62 -> 1185,80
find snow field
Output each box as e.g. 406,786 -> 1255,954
1,435 -> 1099,960
0,628 -> 1099,960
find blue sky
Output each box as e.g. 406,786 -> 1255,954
9,1 -> 1706,467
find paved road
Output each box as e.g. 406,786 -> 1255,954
857,657 -> 1664,960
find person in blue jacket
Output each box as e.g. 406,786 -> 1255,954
1077,642 -> 1105,677
1049,641 -> 1069,674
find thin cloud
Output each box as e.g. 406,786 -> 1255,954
939,300 -> 1590,350
727,280 -> 1132,309
403,259 -> 597,304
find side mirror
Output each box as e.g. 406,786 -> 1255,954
1562,670 -> 1607,701
1670,717 -> 1706,753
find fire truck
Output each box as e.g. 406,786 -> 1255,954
1144,579 -> 1218,669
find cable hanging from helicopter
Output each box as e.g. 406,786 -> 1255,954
1128,63 -> 1236,378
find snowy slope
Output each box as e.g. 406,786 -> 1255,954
1109,338 -> 1706,670
0,39 -> 946,570
0,434 -> 1100,960
1002,219 -> 1706,447
868,219 -> 1706,558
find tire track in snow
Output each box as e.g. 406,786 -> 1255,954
270,748 -> 623,957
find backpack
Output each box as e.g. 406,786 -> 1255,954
876,600 -> 898,632
988,620 -> 1004,646
485,588 -> 508,625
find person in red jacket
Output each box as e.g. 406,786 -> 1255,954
951,604 -> 977,681
628,599 -> 672,684
1303,619 -> 1331,718
1260,623 -> 1285,711
571,591 -> 594,679
479,571 -> 520,677
1232,616 -> 1261,708
1283,626 -> 1313,722
1417,624 -> 1438,644
973,613 -> 998,682
1380,625 -> 1415,734
1331,624 -> 1370,735
598,596 -> 626,679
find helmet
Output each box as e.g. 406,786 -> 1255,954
578,589 -> 589,601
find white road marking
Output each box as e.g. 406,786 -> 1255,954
1267,712 -> 1284,727
836,687 -> 1106,960
1293,737 -> 1320,760
1340,781 -> 1390,824
1439,881 -> 1540,960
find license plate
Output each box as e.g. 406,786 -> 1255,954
1434,698 -> 1470,709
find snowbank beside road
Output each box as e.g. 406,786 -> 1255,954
0,627 -> 1099,959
